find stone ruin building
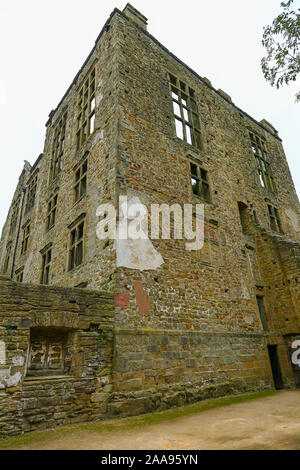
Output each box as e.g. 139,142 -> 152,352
0,4 -> 300,437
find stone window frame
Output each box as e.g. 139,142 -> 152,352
68,214 -> 86,271
49,111 -> 67,183
26,327 -> 71,378
25,171 -> 38,213
46,193 -> 58,230
196,220 -> 222,266
168,73 -> 202,150
15,266 -> 24,283
3,241 -> 12,274
76,66 -> 96,150
267,204 -> 282,233
189,160 -> 211,202
21,221 -> 30,255
40,243 -> 52,285
74,157 -> 88,203
249,132 -> 275,192
9,197 -> 20,236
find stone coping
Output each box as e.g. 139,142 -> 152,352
23,375 -> 76,385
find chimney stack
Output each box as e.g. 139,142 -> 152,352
123,3 -> 148,31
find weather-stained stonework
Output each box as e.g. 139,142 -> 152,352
0,4 -> 300,437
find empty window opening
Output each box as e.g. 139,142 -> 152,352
21,222 -> 30,254
47,194 -> 58,230
41,247 -> 52,285
267,345 -> 283,390
9,198 -> 20,236
50,112 -> 67,182
74,159 -> 88,203
249,133 -> 275,192
169,73 -> 201,149
238,201 -> 252,235
190,162 -> 211,201
76,68 -> 96,149
15,267 -> 24,283
256,296 -> 268,331
68,218 -> 85,270
26,172 -> 38,213
3,242 -> 12,274
268,204 -> 282,233
26,328 -> 72,377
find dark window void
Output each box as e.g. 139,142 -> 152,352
50,112 -> 67,182
268,204 -> 282,233
15,268 -> 24,283
190,163 -> 211,201
238,202 -> 252,235
267,345 -> 283,390
69,219 -> 85,270
256,296 -> 268,330
9,198 -> 20,236
47,194 -> 58,230
26,328 -> 72,377
21,223 -> 30,254
74,159 -> 88,203
76,68 -> 96,149
41,248 -> 52,285
26,173 -> 38,213
3,242 -> 12,274
249,132 -> 275,192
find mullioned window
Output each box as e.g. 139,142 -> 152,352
169,73 -> 201,149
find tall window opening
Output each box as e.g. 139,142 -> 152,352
256,296 -> 268,330
26,172 -> 38,213
169,73 -> 201,149
76,68 -> 96,149
190,162 -> 211,201
74,159 -> 87,203
268,204 -> 282,233
47,194 -> 58,230
41,246 -> 52,285
249,132 -> 275,192
68,217 -> 85,270
50,112 -> 67,182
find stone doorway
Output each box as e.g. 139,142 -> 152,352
267,345 -> 283,390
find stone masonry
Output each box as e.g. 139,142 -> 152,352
0,4 -> 300,437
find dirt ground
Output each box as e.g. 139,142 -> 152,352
4,390 -> 300,450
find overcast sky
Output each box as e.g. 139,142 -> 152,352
0,0 -> 299,232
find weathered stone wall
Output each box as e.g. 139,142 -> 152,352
110,7 -> 300,398
0,277 -> 114,438
0,11 -> 121,292
0,5 -> 300,437
109,328 -> 274,417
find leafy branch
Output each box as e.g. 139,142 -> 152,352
261,0 -> 300,101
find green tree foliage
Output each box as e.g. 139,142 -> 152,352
261,0 -> 300,101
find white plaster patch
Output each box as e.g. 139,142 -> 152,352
0,340 -> 5,365
285,208 -> 300,232
5,372 -> 22,387
116,196 -> 164,271
12,356 -> 24,366
0,368 -> 22,388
